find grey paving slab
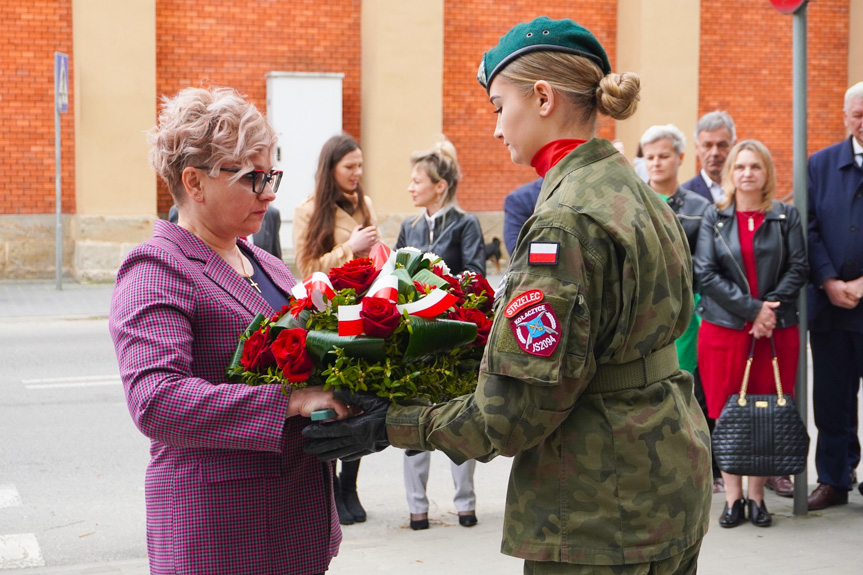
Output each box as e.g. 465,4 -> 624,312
0,281 -> 113,320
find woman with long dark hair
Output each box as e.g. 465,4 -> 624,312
293,133 -> 378,277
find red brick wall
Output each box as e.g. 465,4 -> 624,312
443,2 -> 618,212
698,0 -> 849,200
0,0 -> 75,215
154,0 -> 362,214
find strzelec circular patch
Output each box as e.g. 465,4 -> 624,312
509,302 -> 560,357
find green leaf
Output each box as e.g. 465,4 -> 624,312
396,249 -> 423,275
392,268 -> 418,298
305,331 -> 387,367
412,268 -> 448,289
403,318 -> 477,362
271,308 -> 308,338
226,313 -> 267,381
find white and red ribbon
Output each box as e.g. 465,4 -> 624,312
396,288 -> 458,318
366,273 -> 399,303
337,304 -> 364,336
291,272 -> 336,311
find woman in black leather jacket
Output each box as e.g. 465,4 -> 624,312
396,137 -> 486,276
694,139 -> 808,529
396,136 -> 483,530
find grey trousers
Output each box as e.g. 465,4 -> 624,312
403,451 -> 476,514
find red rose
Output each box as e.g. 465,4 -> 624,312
270,328 -> 315,383
329,258 -> 378,293
360,297 -> 401,338
464,273 -> 495,312
448,307 -> 492,347
240,328 -> 277,371
440,274 -> 466,305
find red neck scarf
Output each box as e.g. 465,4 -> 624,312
530,139 -> 587,177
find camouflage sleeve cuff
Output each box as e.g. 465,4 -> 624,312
386,403 -> 430,451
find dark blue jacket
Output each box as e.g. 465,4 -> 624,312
807,136 -> 863,333
682,174 -> 715,204
502,178 -> 542,255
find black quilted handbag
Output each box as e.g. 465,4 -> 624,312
711,337 -> 809,476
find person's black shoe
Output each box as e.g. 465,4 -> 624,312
719,498 -> 746,528
341,489 -> 366,523
333,476 -> 355,525
409,515 -> 429,530
458,512 -> 478,527
748,499 -> 772,527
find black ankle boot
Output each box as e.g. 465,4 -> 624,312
338,459 -> 365,522
719,498 -> 746,528
748,499 -> 772,527
333,476 -> 355,526
340,487 -> 366,523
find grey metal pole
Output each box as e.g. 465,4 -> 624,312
55,97 -> 63,290
792,3 -> 808,516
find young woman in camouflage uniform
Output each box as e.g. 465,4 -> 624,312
305,16 -> 712,574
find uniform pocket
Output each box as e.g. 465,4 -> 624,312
484,272 -> 588,385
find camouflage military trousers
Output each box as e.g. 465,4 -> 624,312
523,539 -> 702,575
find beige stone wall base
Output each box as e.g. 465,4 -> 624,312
0,215 -> 74,280
0,214 -> 155,282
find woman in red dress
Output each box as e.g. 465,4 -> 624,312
694,139 -> 808,528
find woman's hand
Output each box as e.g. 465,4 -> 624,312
346,225 -> 378,257
749,300 -> 780,339
286,386 -> 353,420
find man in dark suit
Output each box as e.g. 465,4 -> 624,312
169,204 -> 283,259
806,81 -> 863,511
683,111 -> 736,204
502,178 -> 542,256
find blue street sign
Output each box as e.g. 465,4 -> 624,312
55,52 -> 69,114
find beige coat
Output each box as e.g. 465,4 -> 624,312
292,195 -> 377,277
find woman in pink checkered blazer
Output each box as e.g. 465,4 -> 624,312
109,87 -> 350,575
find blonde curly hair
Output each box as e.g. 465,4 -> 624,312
147,86 -> 277,202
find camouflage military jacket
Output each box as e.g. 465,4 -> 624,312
387,139 -> 712,565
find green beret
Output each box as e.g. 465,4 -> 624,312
477,16 -> 611,92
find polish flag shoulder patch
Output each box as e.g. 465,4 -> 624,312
528,242 -> 559,266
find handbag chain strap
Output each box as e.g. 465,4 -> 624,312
737,336 -> 786,407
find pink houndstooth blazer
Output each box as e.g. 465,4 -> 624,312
109,220 -> 340,575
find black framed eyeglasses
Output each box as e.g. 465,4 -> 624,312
195,166 -> 283,195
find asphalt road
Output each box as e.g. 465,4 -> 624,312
0,318 -> 149,569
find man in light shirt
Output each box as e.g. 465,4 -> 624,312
683,111 -> 736,204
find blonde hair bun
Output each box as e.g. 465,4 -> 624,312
596,72 -> 641,120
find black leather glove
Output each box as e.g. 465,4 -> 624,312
302,390 -> 391,462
